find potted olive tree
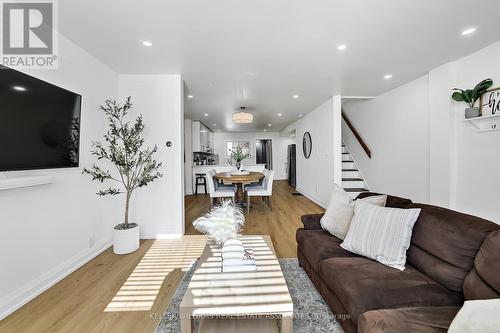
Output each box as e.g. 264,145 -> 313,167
452,79 -> 493,119
83,97 -> 162,254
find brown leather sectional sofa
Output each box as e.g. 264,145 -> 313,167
296,192 -> 500,332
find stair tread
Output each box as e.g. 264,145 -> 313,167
342,169 -> 358,171
344,188 -> 369,192
342,160 -> 354,163
342,152 -> 350,154
342,178 -> 363,181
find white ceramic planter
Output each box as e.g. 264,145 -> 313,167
113,225 -> 140,254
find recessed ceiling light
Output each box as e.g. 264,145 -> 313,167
384,74 -> 393,80
142,40 -> 153,47
263,129 -> 267,132
461,27 -> 477,36
12,85 -> 27,92
268,124 -> 272,127
337,44 -> 347,51
187,95 -> 193,99
293,95 -> 300,99
298,114 -> 303,118
204,113 -> 208,117
277,113 -> 283,117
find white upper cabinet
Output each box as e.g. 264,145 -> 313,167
192,121 -> 214,153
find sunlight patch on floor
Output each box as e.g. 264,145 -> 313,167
105,235 -> 207,312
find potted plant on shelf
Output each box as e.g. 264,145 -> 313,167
83,97 -> 162,255
452,78 -> 493,119
230,146 -> 250,171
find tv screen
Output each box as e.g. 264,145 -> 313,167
0,65 -> 82,171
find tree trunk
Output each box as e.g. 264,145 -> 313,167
124,191 -> 131,228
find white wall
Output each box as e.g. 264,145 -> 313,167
213,131 -> 294,180
0,35 -> 119,319
343,41 -> 500,224
282,98 -> 337,207
452,42 -> 500,223
0,43 -> 185,320
118,75 -> 184,238
342,76 -> 430,203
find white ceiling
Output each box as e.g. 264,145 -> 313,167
60,0 -> 500,132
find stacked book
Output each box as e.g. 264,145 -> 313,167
221,239 -> 256,272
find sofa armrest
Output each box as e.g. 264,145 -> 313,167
301,214 -> 324,230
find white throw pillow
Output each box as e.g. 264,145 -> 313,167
448,299 -> 500,333
340,201 -> 421,271
320,185 -> 387,240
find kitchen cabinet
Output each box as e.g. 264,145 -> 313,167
192,121 -> 214,153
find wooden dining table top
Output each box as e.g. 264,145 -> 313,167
214,171 -> 264,184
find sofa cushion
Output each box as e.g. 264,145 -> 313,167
340,202 -> 420,270
296,229 -> 358,273
319,257 -> 463,324
407,203 -> 499,292
463,230 -> 500,300
356,192 -> 412,208
320,185 -> 387,240
358,306 -> 460,333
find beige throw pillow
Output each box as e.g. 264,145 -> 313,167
320,185 -> 387,240
341,201 -> 421,271
448,299 -> 500,333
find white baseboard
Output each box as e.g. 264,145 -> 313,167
295,187 -> 327,209
0,235 -> 112,320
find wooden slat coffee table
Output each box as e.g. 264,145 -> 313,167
180,235 -> 293,333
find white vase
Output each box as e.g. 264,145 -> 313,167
113,224 -> 140,254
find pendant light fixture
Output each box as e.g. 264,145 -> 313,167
233,106 -> 253,124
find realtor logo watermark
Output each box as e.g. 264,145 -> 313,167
1,0 -> 58,69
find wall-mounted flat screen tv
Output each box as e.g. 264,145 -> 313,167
0,65 -> 82,171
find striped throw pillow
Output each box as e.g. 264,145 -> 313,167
340,201 -> 421,271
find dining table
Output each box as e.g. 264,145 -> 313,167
214,171 -> 264,205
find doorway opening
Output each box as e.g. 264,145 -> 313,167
256,139 -> 273,170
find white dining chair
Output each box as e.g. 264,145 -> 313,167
206,170 -> 236,207
243,168 -> 268,192
245,170 -> 274,214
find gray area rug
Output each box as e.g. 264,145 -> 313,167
155,258 -> 343,333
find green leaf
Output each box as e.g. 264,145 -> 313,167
451,91 -> 464,102
463,90 -> 473,103
474,78 -> 493,92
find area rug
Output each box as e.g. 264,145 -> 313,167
155,258 -> 344,333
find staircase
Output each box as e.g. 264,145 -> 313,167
342,144 -> 369,199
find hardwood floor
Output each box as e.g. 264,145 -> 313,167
1,181 -> 323,333
185,180 -> 324,258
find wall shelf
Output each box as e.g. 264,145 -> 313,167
464,113 -> 500,132
0,175 -> 53,191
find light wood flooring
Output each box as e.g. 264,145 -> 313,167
0,181 -> 323,333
